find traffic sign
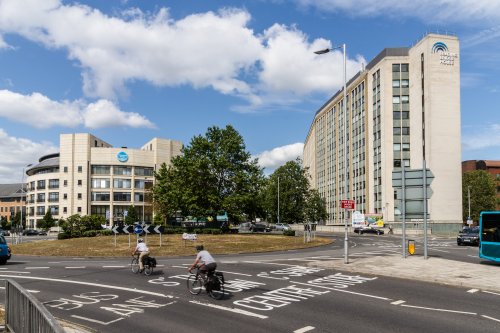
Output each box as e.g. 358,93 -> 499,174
134,225 -> 143,234
112,225 -> 132,234
144,225 -> 165,234
340,199 -> 355,210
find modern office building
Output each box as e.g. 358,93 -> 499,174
462,160 -> 500,210
303,33 -> 462,232
0,183 -> 26,223
25,133 -> 182,228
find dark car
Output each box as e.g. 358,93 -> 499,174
22,229 -> 39,236
457,226 -> 480,246
0,229 -> 10,236
354,227 -> 384,235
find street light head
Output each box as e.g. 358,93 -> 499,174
314,48 -> 331,55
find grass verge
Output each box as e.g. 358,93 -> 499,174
11,234 -> 333,257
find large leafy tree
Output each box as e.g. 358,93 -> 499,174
153,125 -> 265,221
38,210 -> 56,231
462,170 -> 496,223
263,159 -> 310,224
305,189 -> 328,223
124,205 -> 139,224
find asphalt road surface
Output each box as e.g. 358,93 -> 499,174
1,233 -> 498,333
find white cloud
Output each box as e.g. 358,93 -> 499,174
0,129 -> 58,183
296,0 -> 500,23
257,142 -> 304,171
0,89 -> 155,129
0,0 -> 365,112
462,124 -> 500,152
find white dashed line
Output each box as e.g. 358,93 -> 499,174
294,326 -> 315,333
482,315 -> 500,323
102,266 -> 126,268
219,270 -> 252,277
467,289 -> 479,293
65,266 -> 86,269
25,267 -> 50,270
400,304 -> 477,315
391,300 -> 406,305
482,290 -> 500,297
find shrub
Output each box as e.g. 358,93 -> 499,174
164,228 -> 176,234
98,229 -> 113,236
283,229 -> 296,236
83,230 -> 97,237
57,232 -> 71,240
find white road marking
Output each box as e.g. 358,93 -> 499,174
0,286 -> 39,293
482,290 -> 500,297
391,300 -> 406,305
294,326 -> 315,333
189,300 -> 268,319
102,266 -> 126,268
71,315 -> 124,325
467,289 -> 479,293
219,270 -> 252,277
243,261 -> 297,267
290,281 -> 391,301
0,274 -> 175,298
482,315 -> 500,323
172,265 -> 188,269
0,271 -> 30,274
25,267 -> 50,269
48,262 -> 61,264
65,266 -> 86,269
400,304 -> 477,315
220,260 -> 239,264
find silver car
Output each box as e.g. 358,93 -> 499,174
275,223 -> 291,231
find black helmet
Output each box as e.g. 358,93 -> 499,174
195,245 -> 204,251
138,238 -> 143,243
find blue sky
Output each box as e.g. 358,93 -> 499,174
0,0 -> 499,183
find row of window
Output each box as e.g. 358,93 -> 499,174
91,166 -> 154,176
91,179 -> 152,189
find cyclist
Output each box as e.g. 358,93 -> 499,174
188,245 -> 217,279
132,238 -> 149,272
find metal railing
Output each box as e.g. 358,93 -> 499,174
4,279 -> 65,333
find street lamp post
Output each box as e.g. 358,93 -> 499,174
277,176 -> 280,225
19,164 -> 32,243
314,43 -> 349,264
467,185 -> 471,223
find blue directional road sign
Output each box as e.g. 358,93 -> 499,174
134,225 -> 143,234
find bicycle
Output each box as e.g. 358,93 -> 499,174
187,266 -> 225,300
131,253 -> 155,276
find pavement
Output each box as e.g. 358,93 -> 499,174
309,254 -> 500,293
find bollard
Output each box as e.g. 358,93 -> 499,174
408,239 -> 415,255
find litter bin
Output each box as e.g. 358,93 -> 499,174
407,239 -> 415,255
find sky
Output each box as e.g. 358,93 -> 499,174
0,0 -> 499,183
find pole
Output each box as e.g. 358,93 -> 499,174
402,167 -> 406,258
342,43 -> 349,265
467,186 -> 471,221
423,160 -> 428,259
277,177 -> 280,225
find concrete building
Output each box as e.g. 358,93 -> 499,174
303,33 -> 462,232
462,160 -> 500,210
0,183 -> 26,224
25,133 -> 182,228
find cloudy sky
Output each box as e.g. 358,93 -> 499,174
0,0 -> 499,182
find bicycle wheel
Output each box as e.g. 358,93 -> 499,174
209,276 -> 225,300
131,257 -> 140,273
144,264 -> 153,276
187,275 -> 203,295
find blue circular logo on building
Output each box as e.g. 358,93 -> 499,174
117,151 -> 129,162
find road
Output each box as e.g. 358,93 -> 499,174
1,233 -> 499,332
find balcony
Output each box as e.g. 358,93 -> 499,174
36,186 -> 46,190
48,185 -> 60,189
36,199 -> 45,203
48,198 -> 59,203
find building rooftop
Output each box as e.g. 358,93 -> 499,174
0,183 -> 25,198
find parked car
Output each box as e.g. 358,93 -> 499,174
38,230 -> 48,236
354,227 -> 384,235
0,229 -> 10,236
238,222 -> 268,233
22,229 -> 39,236
457,226 -> 480,246
275,223 -> 291,231
0,235 -> 11,264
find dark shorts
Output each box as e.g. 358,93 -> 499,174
201,262 -> 217,276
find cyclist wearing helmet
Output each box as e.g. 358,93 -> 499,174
188,245 -> 217,277
132,238 -> 149,272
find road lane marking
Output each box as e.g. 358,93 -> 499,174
391,300 -> 406,305
102,266 -> 126,268
467,289 -> 479,293
219,270 -> 252,277
171,265 -> 188,269
0,286 -> 39,293
71,315 -> 124,325
483,290 -> 500,296
243,261 -> 297,267
189,300 -> 268,319
66,266 -> 86,269
400,304 -> 477,315
25,267 -> 50,269
482,315 -> 500,323
290,281 -> 391,301
0,271 -> 30,274
294,326 -> 315,333
0,274 -> 175,298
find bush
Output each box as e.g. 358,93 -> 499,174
164,228 -> 176,234
283,229 -> 296,236
57,232 -> 71,240
98,229 -> 113,236
83,230 -> 97,237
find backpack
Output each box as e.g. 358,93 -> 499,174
144,257 -> 157,267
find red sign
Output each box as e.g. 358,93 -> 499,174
340,199 -> 355,210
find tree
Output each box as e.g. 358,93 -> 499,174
38,210 -> 56,231
305,189 -> 328,223
0,216 -> 7,229
263,159 -> 310,224
153,125 -> 265,221
462,170 -> 496,223
124,205 -> 139,224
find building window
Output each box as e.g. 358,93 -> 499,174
50,205 -> 59,215
401,95 -> 409,103
91,165 -> 110,175
91,192 -> 110,201
394,160 -> 402,167
63,193 -> 68,200
78,166 -> 82,173
392,96 -> 400,104
401,79 -> 409,88
36,206 -> 45,216
63,207 -> 67,213
393,144 -> 401,151
37,180 -> 46,190
393,127 -> 401,135
64,180 -> 68,186
77,207 -> 82,213
402,127 -> 410,135
48,192 -> 59,202
402,143 -> 410,151
402,111 -> 409,119
113,178 -> 132,189
134,167 -> 154,177
49,179 -> 59,189
113,192 -> 131,201
91,178 -> 110,189
401,64 -> 409,72
403,159 -> 410,167
392,80 -> 400,88
392,64 -> 400,72
64,166 -> 68,173
78,180 -> 82,186
77,193 -> 82,200
114,166 -> 132,176
37,193 -> 45,203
